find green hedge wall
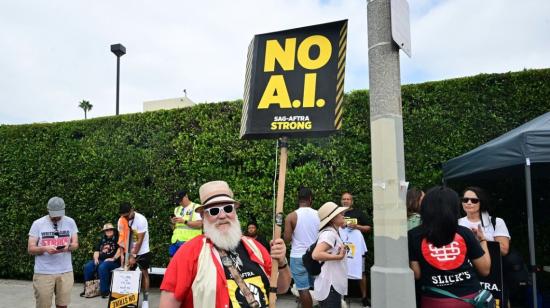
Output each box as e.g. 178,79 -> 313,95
1,68 -> 549,280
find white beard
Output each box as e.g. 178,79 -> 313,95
203,215 -> 242,251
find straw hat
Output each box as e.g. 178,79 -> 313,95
197,180 -> 238,211
102,223 -> 116,232
318,201 -> 347,230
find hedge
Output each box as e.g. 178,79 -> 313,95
1,68 -> 549,280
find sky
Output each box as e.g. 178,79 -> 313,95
1,0 -> 549,125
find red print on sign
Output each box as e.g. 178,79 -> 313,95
421,233 -> 466,270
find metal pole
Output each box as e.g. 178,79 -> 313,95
116,56 -> 121,115
367,0 -> 415,307
524,158 -> 538,308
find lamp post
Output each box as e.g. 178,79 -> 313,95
110,43 -> 126,115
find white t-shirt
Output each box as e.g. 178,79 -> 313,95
339,227 -> 367,279
290,207 -> 320,257
313,227 -> 348,301
28,215 -> 79,274
129,212 -> 150,255
458,212 -> 510,241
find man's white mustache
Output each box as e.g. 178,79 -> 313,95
215,219 -> 232,227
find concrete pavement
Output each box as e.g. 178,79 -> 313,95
0,279 -> 306,308
1,279 -> 366,307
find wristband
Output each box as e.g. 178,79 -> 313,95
278,257 -> 288,269
479,239 -> 487,243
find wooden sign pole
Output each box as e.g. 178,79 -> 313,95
268,136 -> 288,308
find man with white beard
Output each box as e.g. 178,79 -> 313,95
160,180 -> 291,307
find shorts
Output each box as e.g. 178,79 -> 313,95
130,252 -> 151,270
290,257 -> 315,290
33,271 -> 74,308
169,241 -> 185,257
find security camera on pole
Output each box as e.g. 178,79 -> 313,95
367,0 -> 415,307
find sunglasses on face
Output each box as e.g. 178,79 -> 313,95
204,204 -> 235,216
461,197 -> 480,204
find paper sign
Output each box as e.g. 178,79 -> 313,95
109,269 -> 141,308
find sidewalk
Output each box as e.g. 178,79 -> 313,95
0,279 -> 367,307
0,279 -> 309,308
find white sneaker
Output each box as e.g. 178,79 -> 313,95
142,300 -> 149,308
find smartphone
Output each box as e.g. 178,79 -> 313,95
56,245 -> 66,250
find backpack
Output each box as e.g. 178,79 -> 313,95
302,229 -> 336,276
302,240 -> 324,276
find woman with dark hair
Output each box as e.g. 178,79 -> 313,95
459,186 -> 510,256
408,186 -> 491,307
407,187 -> 425,230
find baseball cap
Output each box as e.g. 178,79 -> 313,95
174,190 -> 188,205
47,197 -> 65,217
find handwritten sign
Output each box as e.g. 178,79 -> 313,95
109,269 -> 141,308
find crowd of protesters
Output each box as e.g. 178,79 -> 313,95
27,181 -> 518,308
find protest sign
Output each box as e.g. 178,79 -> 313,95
240,20 -> 347,139
108,269 -> 141,308
479,241 -> 505,307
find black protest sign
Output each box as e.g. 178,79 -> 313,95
479,241 -> 505,307
240,20 -> 347,139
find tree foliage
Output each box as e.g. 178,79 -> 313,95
78,100 -> 93,119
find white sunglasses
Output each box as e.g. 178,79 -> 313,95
204,204 -> 235,216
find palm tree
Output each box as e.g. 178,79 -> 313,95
78,100 -> 93,119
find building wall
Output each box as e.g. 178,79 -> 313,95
143,97 -> 195,111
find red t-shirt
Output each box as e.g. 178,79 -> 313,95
160,235 -> 272,307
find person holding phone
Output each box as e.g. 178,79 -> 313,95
28,197 -> 79,308
169,190 -> 202,258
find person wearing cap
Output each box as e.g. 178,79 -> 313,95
27,196 -> 79,308
117,202 -> 151,304
169,190 -> 202,258
159,180 -> 291,307
81,223 -> 120,298
283,186 -> 319,308
311,201 -> 348,308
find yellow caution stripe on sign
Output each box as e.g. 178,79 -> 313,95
109,293 -> 138,308
335,22 -> 347,130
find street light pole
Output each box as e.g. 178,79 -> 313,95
367,0 -> 416,307
110,44 -> 126,115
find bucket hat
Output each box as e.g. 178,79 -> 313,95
318,201 -> 347,230
102,223 -> 116,231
